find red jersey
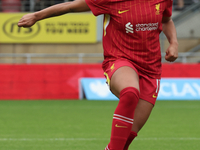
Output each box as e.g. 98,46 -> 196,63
85,0 -> 173,79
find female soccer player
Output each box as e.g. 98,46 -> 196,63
18,0 -> 178,150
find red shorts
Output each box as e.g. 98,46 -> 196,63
103,59 -> 160,105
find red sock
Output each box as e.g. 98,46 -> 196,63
105,87 -> 139,150
123,131 -> 137,150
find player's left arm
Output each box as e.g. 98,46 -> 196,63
162,17 -> 178,62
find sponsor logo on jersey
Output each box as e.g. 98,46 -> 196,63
135,22 -> 158,31
125,22 -> 134,33
125,22 -> 158,34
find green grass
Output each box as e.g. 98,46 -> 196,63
0,100 -> 199,150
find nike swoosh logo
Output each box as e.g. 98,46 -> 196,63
115,124 -> 127,128
118,10 -> 129,14
152,94 -> 157,98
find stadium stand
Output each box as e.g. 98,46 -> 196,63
173,0 -> 199,11
1,0 -> 21,12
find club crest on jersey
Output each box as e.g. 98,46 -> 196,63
155,3 -> 160,15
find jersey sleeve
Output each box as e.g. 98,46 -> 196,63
85,0 -> 110,16
163,0 -> 173,17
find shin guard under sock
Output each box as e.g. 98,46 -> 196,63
106,87 -> 139,150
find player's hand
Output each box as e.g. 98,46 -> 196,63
165,43 -> 178,62
18,13 -> 37,28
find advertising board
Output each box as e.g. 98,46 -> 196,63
80,78 -> 200,101
0,13 -> 98,43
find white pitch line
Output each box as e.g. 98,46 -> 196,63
0,137 -> 200,141
135,137 -> 200,141
0,138 -> 105,141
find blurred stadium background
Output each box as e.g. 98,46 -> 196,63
0,0 -> 200,64
0,1 -> 200,150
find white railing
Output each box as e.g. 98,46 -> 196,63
1,52 -> 200,64
0,53 -> 104,64
161,52 -> 200,63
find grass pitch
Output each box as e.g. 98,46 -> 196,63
0,100 -> 199,150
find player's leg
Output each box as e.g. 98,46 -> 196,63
123,76 -> 160,150
132,99 -> 154,132
105,66 -> 140,150
123,99 -> 154,150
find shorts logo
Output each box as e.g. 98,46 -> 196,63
155,3 -> 160,15
125,22 -> 134,33
110,63 -> 115,72
152,94 -> 157,98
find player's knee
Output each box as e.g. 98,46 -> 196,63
119,87 -> 140,108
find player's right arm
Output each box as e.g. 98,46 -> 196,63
18,0 -> 90,28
